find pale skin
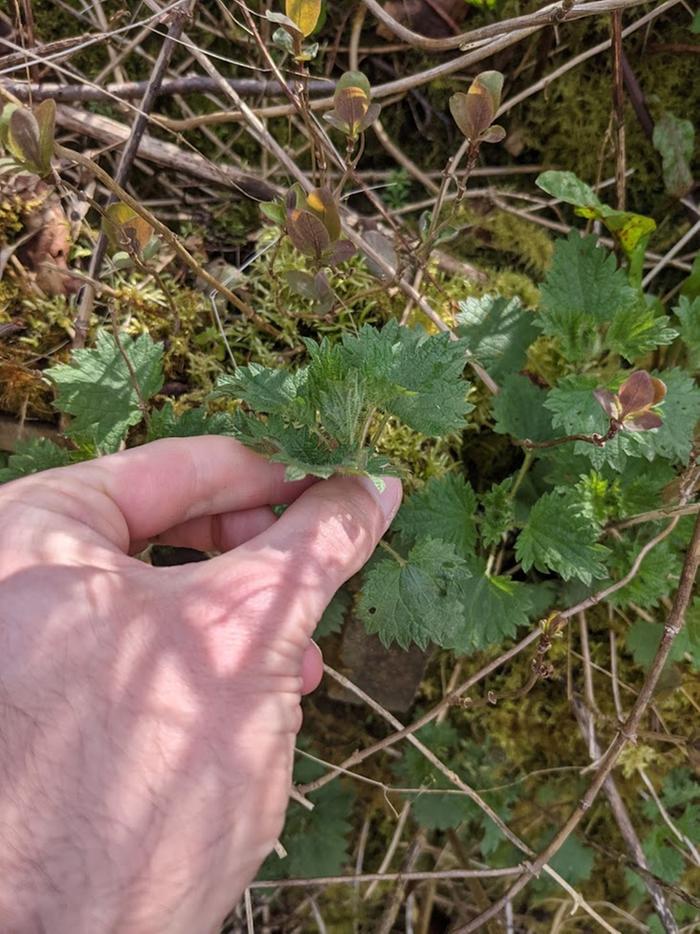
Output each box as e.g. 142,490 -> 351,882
0,436 -> 402,933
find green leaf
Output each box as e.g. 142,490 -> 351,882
216,364 -> 304,415
537,233 -> 637,360
393,723 -> 475,830
357,539 -> 468,650
46,330 -> 164,454
606,301 -> 677,362
606,538 -> 682,610
536,171 -> 656,282
259,755 -> 354,880
381,326 -> 472,435
545,375 -> 654,471
479,477 -> 515,547
215,323 -> 471,481
536,170 -> 603,209
456,294 -> 538,381
626,599 -> 700,671
674,295 -> 700,369
146,402 -> 235,441
454,557 -> 532,652
653,112 -> 695,198
492,374 -> 554,442
393,473 -> 477,554
314,587 -> 351,638
642,827 -> 685,884
0,437 -> 72,482
547,833 -> 595,886
516,490 -> 609,584
647,368 -> 700,464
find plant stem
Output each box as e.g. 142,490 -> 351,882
509,450 -> 534,500
379,539 -> 407,566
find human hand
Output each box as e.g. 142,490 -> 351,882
0,437 -> 401,934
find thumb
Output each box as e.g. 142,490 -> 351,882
231,474 -> 402,636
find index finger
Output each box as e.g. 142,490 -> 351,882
27,437 -> 313,549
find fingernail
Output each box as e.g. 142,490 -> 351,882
358,475 -> 403,524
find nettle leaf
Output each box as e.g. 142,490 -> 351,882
675,295 -> 700,368
393,723 -> 475,830
653,112 -> 694,198
314,587 -> 351,639
357,539 -> 467,650
606,301 -> 677,362
0,437 -> 72,483
354,322 -> 472,435
217,364 -> 304,415
642,827 -> 685,885
626,597 -> 700,671
516,490 -> 609,584
46,330 -> 164,454
492,374 -> 554,442
537,233 -> 637,360
454,557 -> 532,653
393,473 -> 477,554
547,833 -> 595,886
647,368 -> 700,464
215,323 -> 471,481
456,294 -> 538,381
545,375 -> 654,472
259,756 -> 354,880
146,403 -> 235,441
479,477 -> 515,547
605,538 -> 682,610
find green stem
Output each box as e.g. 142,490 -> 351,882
379,539 -> 407,567
510,451 -> 534,501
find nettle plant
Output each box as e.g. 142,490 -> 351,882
2,67 -> 700,665
2,55 -> 700,896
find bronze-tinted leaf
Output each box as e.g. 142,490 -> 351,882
480,124 -> 506,144
334,85 -> 369,137
323,112 -> 350,135
102,202 -> 153,254
358,101 -> 382,133
618,370 -> 654,416
306,186 -> 341,241
284,269 -> 317,299
593,388 -> 619,419
335,70 -> 371,100
285,183 -> 305,213
449,91 -> 492,141
287,208 -> 330,258
471,71 -> 504,113
285,0 -> 321,36
363,230 -> 397,281
7,107 -> 41,170
326,239 -> 356,267
35,99 -> 56,175
650,377 -> 667,406
624,411 -> 663,431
